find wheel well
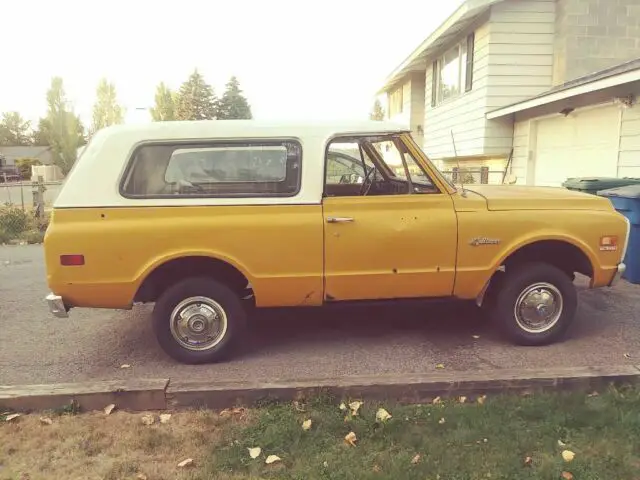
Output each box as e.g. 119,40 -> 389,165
481,240 -> 593,307
134,256 -> 250,303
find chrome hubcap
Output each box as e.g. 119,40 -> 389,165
170,296 -> 228,351
514,282 -> 563,333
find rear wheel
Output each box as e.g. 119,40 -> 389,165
491,263 -> 577,345
152,277 -> 246,364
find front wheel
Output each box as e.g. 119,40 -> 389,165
152,277 -> 246,364
491,263 -> 577,346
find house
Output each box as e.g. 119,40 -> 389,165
0,146 -> 52,166
379,0 -> 640,186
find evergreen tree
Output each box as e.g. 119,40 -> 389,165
217,76 -> 252,120
369,99 -> 385,121
175,69 -> 217,120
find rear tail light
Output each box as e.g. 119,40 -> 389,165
599,236 -> 618,252
60,254 -> 85,266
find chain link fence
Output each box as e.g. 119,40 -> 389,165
0,178 -> 54,244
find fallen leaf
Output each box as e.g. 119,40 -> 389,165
561,472 -> 574,480
248,447 -> 261,459
438,417 -> 446,424
349,401 -> 363,416
411,454 -> 421,464
376,408 -> 392,422
141,414 -> 155,426
103,404 -> 116,415
472,335 -> 480,339
136,474 -> 148,480
344,431 -> 357,446
293,401 -> 305,412
265,455 -> 281,465
459,396 -> 467,404
558,439 -> 567,447
323,461 -> 329,467
302,419 -> 312,431
373,464 -> 381,472
477,395 -> 487,405
39,417 -> 53,426
177,458 -> 193,468
524,456 -> 532,466
624,353 -> 631,359
436,363 -> 445,369
220,407 -> 245,416
587,391 -> 599,397
562,450 -> 575,462
343,415 -> 349,423
159,413 -> 172,424
120,364 -> 131,369
432,396 -> 442,405
339,402 -> 347,411
5,413 -> 21,422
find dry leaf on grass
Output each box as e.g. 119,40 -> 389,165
372,464 -> 381,472
248,447 -> 262,459
561,472 -> 574,480
177,458 -> 194,468
624,353 -> 631,359
120,364 -> 131,369
432,396 -> 442,405
136,474 -> 148,480
438,417 -> 446,424
220,407 -> 245,417
39,417 -> 53,426
459,396 -> 467,404
376,408 -> 392,422
103,404 -> 116,415
339,402 -> 347,411
524,456 -> 532,466
436,363 -> 445,369
323,461 -> 329,468
5,413 -> 21,422
141,414 -> 155,426
477,395 -> 487,405
587,391 -> 599,397
562,450 -> 575,462
411,454 -> 421,464
159,413 -> 172,424
558,439 -> 567,447
344,431 -> 357,446
302,419 -> 312,431
265,455 -> 281,465
349,401 -> 363,416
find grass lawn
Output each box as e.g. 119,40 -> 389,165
2,385 -> 640,479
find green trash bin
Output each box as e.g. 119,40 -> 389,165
562,177 -> 640,195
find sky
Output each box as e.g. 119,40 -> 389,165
1,0 -> 463,126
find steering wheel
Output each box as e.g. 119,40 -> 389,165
359,166 -> 377,196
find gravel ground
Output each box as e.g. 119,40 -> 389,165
1,244 -> 639,386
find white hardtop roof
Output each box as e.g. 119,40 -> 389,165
92,119 -> 411,142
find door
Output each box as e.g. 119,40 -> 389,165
322,135 -> 458,302
534,105 -> 620,186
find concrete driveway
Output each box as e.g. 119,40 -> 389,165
1,245 -> 639,386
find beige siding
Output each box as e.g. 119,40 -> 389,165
618,107 -> 640,178
511,119 -> 532,185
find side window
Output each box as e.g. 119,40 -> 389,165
370,138 -> 437,192
121,140 -> 302,198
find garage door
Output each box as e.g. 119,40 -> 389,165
534,105 -> 620,187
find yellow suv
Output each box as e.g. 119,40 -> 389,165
44,120 -> 629,364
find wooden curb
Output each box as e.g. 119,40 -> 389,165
2,366 -> 639,413
166,365 -> 640,409
0,379 -> 169,412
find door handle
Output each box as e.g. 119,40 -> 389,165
326,216 -> 354,223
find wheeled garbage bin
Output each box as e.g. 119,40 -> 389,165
563,177 -> 640,195
598,185 -> 640,284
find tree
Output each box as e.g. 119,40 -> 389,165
31,118 -> 50,146
369,99 -> 385,121
150,82 -> 177,121
91,78 -> 124,132
175,69 -> 217,121
0,112 -> 32,146
216,76 -> 252,120
39,77 -> 86,175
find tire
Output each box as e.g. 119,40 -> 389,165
152,276 -> 246,364
491,262 -> 577,346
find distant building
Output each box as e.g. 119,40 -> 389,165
0,146 -> 53,166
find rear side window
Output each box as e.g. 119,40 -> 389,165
121,140 -> 302,198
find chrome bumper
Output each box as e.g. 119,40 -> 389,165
46,293 -> 69,318
609,263 -> 627,287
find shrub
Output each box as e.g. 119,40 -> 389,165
14,157 -> 41,180
0,205 -> 29,237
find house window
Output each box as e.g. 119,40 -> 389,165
432,33 -> 475,106
389,87 -> 403,116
